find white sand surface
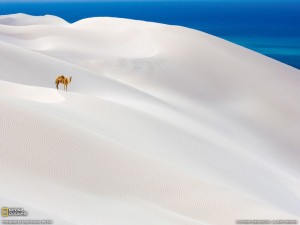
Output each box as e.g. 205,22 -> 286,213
0,14 -> 300,225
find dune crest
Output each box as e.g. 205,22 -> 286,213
0,13 -> 68,26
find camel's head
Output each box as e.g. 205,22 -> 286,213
69,76 -> 72,83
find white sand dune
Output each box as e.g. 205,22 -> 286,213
0,14 -> 300,225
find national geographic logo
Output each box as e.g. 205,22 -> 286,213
1,208 -> 8,217
1,208 -> 28,217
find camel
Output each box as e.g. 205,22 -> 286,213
55,75 -> 72,91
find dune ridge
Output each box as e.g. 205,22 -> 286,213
0,14 -> 300,225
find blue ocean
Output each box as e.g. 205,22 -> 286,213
0,1 -> 299,69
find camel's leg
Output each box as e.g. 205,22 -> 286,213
56,83 -> 58,89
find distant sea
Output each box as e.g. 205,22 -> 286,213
0,1 -> 299,69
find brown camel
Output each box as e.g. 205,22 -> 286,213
55,75 -> 72,91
